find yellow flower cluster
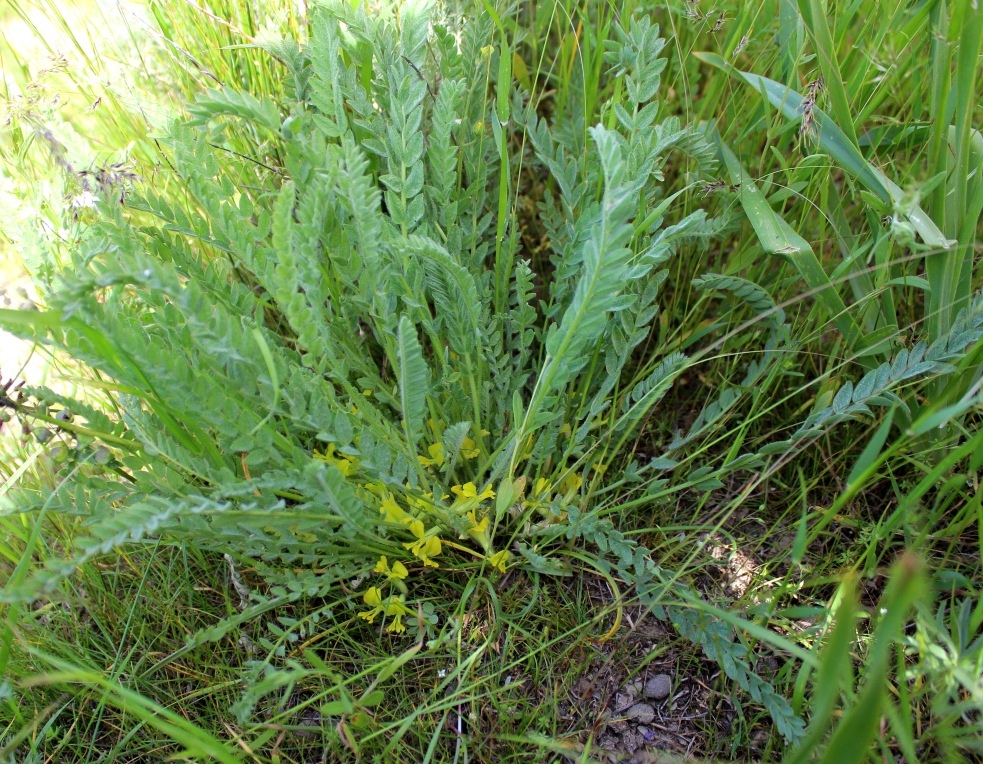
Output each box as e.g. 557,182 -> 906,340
378,493 -> 443,567
374,555 -> 408,582
450,481 -> 495,547
488,549 -> 510,573
405,521 -> 442,568
358,586 -> 412,633
418,442 -> 445,467
358,556 -> 413,633
417,426 -> 488,468
451,481 -> 495,505
317,423 -> 521,638
313,443 -> 358,477
520,471 -> 589,526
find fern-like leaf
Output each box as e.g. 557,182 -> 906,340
397,315 -> 428,450
539,126 -> 639,398
187,88 -> 281,134
693,272 -> 785,326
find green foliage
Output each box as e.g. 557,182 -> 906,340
786,555 -> 928,764
2,0 -> 983,760
901,596 -> 983,758
0,0 -> 811,742
762,293 -> 983,453
696,1 -> 983,427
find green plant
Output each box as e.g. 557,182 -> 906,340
902,595 -> 983,759
0,0 -> 300,290
0,0 -> 820,748
694,1 -> 983,439
2,0 -> 982,760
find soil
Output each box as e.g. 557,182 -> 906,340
555,610 -> 735,763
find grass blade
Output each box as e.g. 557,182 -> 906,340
24,651 -> 244,764
694,52 -> 951,250
816,554 -> 926,764
797,0 -> 859,147
846,408 -> 895,486
783,573 -> 858,764
711,130 -> 862,347
777,0 -> 803,84
925,5 -> 983,343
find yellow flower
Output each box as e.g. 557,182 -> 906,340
390,560 -> 408,579
451,483 -> 473,501
359,586 -> 413,631
465,507 -> 490,548
313,444 -> 357,477
380,495 -> 412,525
373,556 -> 409,581
384,596 -> 411,618
459,430 -> 491,459
560,472 -> 583,495
418,442 -> 446,468
524,477 -> 553,508
488,549 -> 510,573
358,586 -> 384,622
407,491 -> 448,512
387,617 -> 407,633
466,508 -> 489,536
405,532 -> 442,568
383,596 -> 412,633
362,481 -> 387,497
451,482 -> 495,506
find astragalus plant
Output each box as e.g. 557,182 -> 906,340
10,0 -> 954,752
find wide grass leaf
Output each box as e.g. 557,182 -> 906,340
815,555 -> 926,764
694,52 -> 951,250
710,132 -> 862,347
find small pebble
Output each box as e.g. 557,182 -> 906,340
614,691 -> 636,712
599,734 -> 618,751
620,728 -> 642,754
643,673 -> 672,700
625,702 -> 655,724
